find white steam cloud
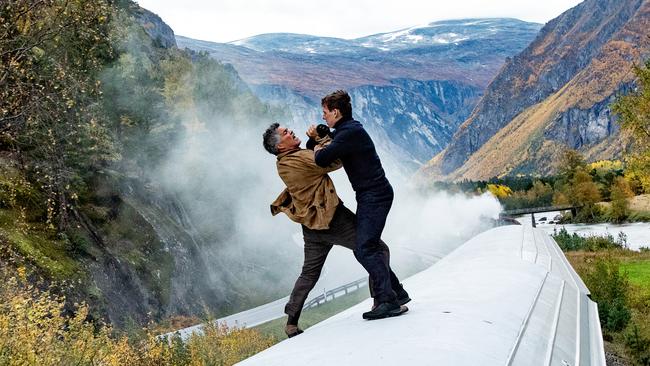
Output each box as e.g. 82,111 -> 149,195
155,84 -> 503,306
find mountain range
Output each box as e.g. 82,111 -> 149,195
177,19 -> 542,169
420,0 -> 650,181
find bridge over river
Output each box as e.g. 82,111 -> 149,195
501,205 -> 579,227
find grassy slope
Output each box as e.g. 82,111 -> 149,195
0,208 -> 82,281
566,250 -> 650,290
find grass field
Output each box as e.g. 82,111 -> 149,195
254,286 -> 371,341
565,250 -> 650,295
620,259 -> 650,297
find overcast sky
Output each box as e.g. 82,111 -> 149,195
136,0 -> 584,43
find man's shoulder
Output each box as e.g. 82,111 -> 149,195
277,149 -> 315,167
278,148 -> 312,159
334,120 -> 367,141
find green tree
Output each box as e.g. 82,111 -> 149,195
581,256 -> 631,334
100,10 -> 173,172
569,167 -> 602,222
0,0 -> 118,229
557,149 -> 586,185
555,149 -> 588,214
613,58 -> 650,193
609,176 -> 633,223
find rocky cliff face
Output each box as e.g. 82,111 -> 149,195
132,7 -> 177,48
544,90 -> 628,149
253,80 -> 481,171
420,0 -> 650,180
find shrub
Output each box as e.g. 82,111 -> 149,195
625,324 -> 650,365
0,268 -> 275,365
581,256 -> 631,333
552,228 -> 626,251
184,321 -> 276,365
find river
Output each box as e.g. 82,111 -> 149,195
515,211 -> 650,251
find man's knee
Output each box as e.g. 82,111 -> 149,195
297,271 -> 320,286
354,245 -> 377,262
378,239 -> 390,253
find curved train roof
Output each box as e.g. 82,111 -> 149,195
237,225 -> 605,366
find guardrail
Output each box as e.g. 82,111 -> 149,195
303,277 -> 368,309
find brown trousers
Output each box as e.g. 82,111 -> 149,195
284,204 -> 401,324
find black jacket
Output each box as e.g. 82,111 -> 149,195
314,118 -> 389,192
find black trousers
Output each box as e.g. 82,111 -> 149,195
354,184 -> 397,303
284,203 -> 401,323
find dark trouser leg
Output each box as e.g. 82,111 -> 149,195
369,241 -> 403,299
329,204 -> 404,299
325,205 -> 375,298
354,187 -> 397,304
284,229 -> 332,324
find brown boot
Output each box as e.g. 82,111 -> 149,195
285,324 -> 304,338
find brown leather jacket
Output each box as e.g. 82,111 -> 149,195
270,146 -> 342,230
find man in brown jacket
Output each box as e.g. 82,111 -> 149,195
262,123 -> 410,338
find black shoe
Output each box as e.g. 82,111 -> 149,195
285,324 -> 304,338
396,286 -> 411,306
363,301 -> 407,320
397,290 -> 411,305
371,291 -> 410,310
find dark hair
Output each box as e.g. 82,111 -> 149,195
262,122 -> 281,155
321,90 -> 352,120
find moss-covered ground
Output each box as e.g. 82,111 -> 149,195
0,208 -> 82,280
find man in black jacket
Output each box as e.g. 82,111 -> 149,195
313,90 -> 410,320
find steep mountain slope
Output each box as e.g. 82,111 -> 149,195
0,1 -> 299,328
421,0 -> 650,181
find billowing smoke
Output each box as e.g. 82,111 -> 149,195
299,162 -> 502,290
155,87 -> 502,303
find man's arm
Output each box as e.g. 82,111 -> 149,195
305,125 -> 321,150
314,128 -> 352,167
309,136 -> 342,173
304,125 -> 341,172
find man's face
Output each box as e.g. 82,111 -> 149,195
276,126 -> 301,153
322,105 -> 340,128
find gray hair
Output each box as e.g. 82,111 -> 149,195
262,122 -> 281,155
